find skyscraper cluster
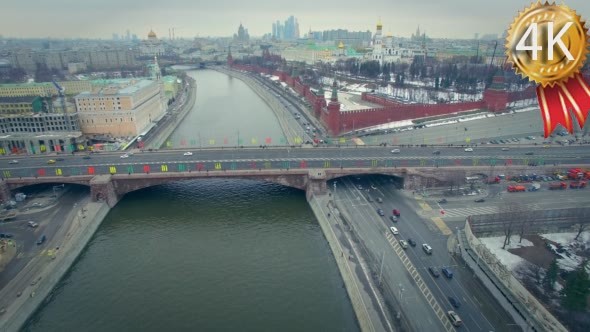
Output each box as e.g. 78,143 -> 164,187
272,15 -> 300,40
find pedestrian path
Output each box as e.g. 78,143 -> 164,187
442,206 -> 500,218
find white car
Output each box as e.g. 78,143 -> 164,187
464,148 -> 474,152
183,152 -> 193,156
391,149 -> 401,154
390,226 -> 399,235
120,154 -> 129,159
9,160 -> 18,164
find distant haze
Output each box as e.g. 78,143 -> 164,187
3,0 -> 590,39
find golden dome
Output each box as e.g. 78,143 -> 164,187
386,32 -> 393,37
338,41 -> 345,49
148,29 -> 157,38
376,18 -> 383,30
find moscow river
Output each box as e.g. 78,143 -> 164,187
24,70 -> 358,332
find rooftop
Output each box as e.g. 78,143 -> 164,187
337,92 -> 383,111
0,96 -> 40,104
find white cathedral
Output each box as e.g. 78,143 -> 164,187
139,29 -> 165,57
370,20 -> 423,65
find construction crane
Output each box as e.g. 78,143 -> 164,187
52,80 -> 74,131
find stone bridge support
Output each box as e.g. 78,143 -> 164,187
306,169 -> 327,200
0,180 -> 11,204
90,175 -> 119,208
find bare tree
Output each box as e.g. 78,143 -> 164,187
574,208 -> 590,240
502,201 -> 525,249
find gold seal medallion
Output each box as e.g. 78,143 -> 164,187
506,2 -> 588,87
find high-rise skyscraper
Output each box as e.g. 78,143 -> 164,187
271,16 -> 300,40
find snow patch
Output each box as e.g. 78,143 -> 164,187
480,235 -> 534,271
541,232 -> 589,271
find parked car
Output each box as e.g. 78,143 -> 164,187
441,267 -> 454,278
407,238 -> 417,247
428,266 -> 440,278
448,296 -> 461,308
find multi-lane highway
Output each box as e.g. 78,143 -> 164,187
1,145 -> 589,177
332,174 -> 522,331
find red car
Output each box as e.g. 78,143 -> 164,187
392,209 -> 401,217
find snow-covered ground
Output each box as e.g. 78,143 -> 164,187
479,231 -> 589,274
541,232 -> 590,272
479,236 -> 535,271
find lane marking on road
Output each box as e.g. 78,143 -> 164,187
385,232 -> 454,332
419,202 -> 433,211
430,217 -> 452,236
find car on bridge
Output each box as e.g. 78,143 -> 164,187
120,154 -> 129,159
399,240 -> 408,249
390,226 -> 399,235
407,238 -> 417,247
464,148 -> 474,152
83,156 -> 91,160
422,243 -> 433,254
183,152 -> 193,156
36,235 -> 46,245
8,160 -> 18,164
377,208 -> 385,216
389,216 -> 398,223
447,311 -> 463,327
474,198 -> 485,203
47,160 -> 56,164
392,209 -> 400,217
391,149 -> 401,154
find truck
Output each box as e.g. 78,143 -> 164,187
486,176 -> 501,184
507,185 -> 526,192
549,182 -> 567,190
568,168 -> 584,180
570,181 -> 587,189
528,183 -> 541,191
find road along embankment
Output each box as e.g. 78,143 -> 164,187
146,77 -> 197,149
214,67 -> 299,145
309,194 -> 395,332
0,201 -> 110,331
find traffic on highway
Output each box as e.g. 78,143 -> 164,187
331,174 -> 522,331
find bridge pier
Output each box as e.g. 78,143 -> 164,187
306,169 -> 327,201
90,175 -> 119,208
0,180 -> 11,204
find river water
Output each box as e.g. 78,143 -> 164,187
24,70 -> 358,332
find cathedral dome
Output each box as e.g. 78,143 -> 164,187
148,30 -> 157,39
338,41 -> 345,49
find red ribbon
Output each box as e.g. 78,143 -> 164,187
536,73 -> 590,137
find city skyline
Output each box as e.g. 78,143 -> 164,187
2,0 -> 590,40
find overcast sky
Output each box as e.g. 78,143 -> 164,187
3,0 -> 590,39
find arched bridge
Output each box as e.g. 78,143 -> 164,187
1,146 -> 588,207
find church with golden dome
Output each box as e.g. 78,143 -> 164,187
139,29 -> 165,57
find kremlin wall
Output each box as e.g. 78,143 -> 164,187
228,58 -> 538,136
